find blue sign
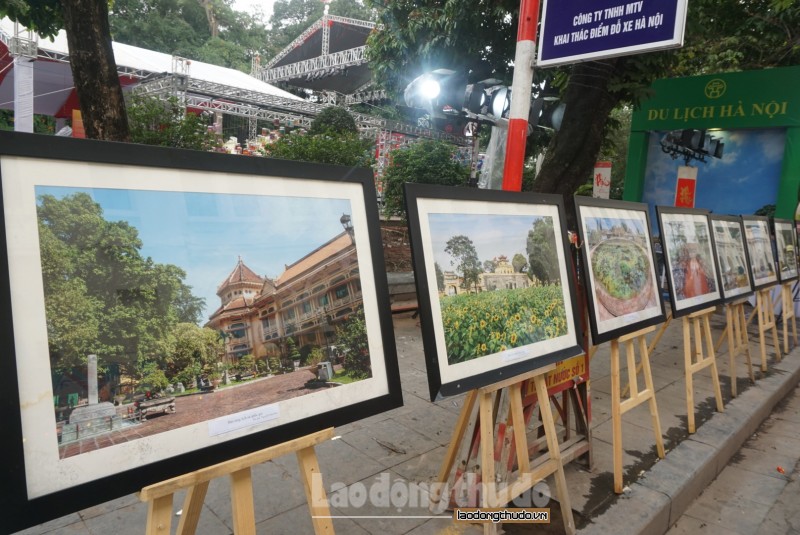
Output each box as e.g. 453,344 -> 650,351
537,0 -> 688,67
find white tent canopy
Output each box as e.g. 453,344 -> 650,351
0,17 -> 301,119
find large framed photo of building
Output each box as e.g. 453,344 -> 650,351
574,197 -> 665,345
709,215 -> 755,302
0,131 -> 402,532
404,184 -> 583,401
656,206 -> 723,317
742,215 -> 779,289
773,218 -> 799,283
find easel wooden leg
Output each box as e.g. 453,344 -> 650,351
610,325 -> 663,493
430,390 -> 477,509
703,313 -> 725,412
139,428 -> 336,535
176,481 -> 209,535
297,445 -> 334,534
533,374 -> 575,535
146,494 -> 173,535
683,317 -> 696,434
782,283 -> 797,355
738,303 -> 755,385
683,308 -> 724,434
230,468 -> 256,535
726,304 -> 738,397
610,338 -> 623,494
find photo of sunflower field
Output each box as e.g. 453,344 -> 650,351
427,213 -> 569,365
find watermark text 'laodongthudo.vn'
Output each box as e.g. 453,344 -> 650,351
310,472 -> 552,517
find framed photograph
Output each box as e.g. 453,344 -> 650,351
0,131 -> 401,532
404,184 -> 583,401
656,207 -> 722,317
773,218 -> 799,283
709,215 -> 755,302
574,197 -> 665,345
742,215 -> 779,289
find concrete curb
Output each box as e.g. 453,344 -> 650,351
577,350 -> 800,535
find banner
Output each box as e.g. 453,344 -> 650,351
13,57 -> 34,133
593,161 -> 612,198
674,165 -> 697,207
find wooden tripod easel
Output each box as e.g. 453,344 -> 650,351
139,428 -> 335,535
719,297 -> 755,398
755,286 -> 782,371
781,281 -> 798,354
682,307 -> 724,434
610,325 -> 665,494
432,365 -> 576,535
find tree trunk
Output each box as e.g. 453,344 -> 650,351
533,60 -> 623,197
61,0 -> 130,141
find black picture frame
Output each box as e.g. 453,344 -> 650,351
656,206 -> 723,317
741,215 -> 779,290
404,183 -> 584,401
574,197 -> 666,345
708,215 -> 756,303
0,131 -> 402,532
773,218 -> 799,283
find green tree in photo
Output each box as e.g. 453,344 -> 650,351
434,262 -> 445,292
527,218 -> 560,285
37,193 -> 203,379
334,308 -> 371,379
445,235 -> 482,293
512,253 -> 528,273
483,259 -> 497,273
158,322 -> 221,382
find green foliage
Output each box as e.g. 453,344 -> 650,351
334,308 -> 371,379
440,285 -> 567,364
592,241 -> 648,299
127,95 -> 219,151
444,235 -> 481,293
381,139 -> 470,218
139,361 -> 170,393
755,204 -> 777,217
512,253 -> 528,273
434,262 -> 445,292
526,218 -> 560,285
263,132 -> 374,168
238,354 -> 256,374
306,347 -> 326,369
37,193 -> 203,379
158,323 -> 220,381
108,0 -> 272,72
308,107 -> 358,136
286,337 -> 301,361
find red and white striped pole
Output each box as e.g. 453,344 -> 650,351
501,0 -> 541,192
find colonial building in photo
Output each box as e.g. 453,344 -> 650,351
207,221 -> 362,363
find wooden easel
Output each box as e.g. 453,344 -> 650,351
781,281 -> 798,354
621,309 -> 672,398
755,286 -> 782,371
610,325 -> 665,494
139,428 -> 335,535
719,297 -> 755,397
431,365 -> 576,535
682,307 -> 724,434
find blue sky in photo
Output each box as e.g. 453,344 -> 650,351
641,128 -> 786,234
428,213 -> 548,270
36,186 -> 353,322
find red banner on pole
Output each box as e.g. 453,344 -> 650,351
674,166 -> 697,208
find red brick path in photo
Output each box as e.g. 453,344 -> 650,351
59,370 -> 327,459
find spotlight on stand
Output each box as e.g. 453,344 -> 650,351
404,69 -> 467,117
661,129 -> 725,165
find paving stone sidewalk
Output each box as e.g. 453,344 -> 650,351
13,307 -> 800,535
666,382 -> 800,535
